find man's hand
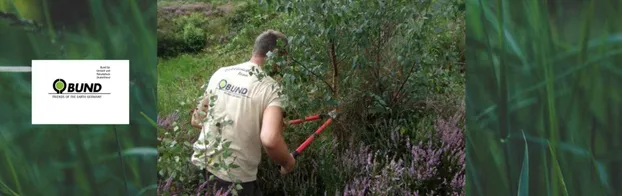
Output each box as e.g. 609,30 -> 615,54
191,95 -> 210,128
191,108 -> 206,128
279,153 -> 296,175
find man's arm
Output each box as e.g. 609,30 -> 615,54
260,106 -> 295,173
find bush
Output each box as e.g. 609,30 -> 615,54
157,97 -> 249,195
177,13 -> 209,51
226,2 -> 275,32
157,11 -> 209,57
263,0 -> 466,149
156,110 -> 203,193
256,0 -> 465,194
157,29 -> 184,57
330,109 -> 464,196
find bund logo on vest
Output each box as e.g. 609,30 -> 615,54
218,79 -> 249,97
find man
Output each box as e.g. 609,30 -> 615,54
189,29 -> 295,195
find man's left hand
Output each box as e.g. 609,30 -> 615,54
191,108 -> 206,128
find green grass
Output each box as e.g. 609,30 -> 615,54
158,48 -> 251,115
466,0 -> 622,195
0,0 -> 157,195
157,0 -> 272,115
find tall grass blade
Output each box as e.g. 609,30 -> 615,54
0,180 -> 19,196
2,146 -> 22,195
140,112 -> 159,128
517,131 -> 529,196
135,184 -> 157,196
114,126 -> 129,195
548,141 -> 569,196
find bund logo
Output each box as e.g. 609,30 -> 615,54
53,79 -> 67,94
51,78 -> 103,94
218,79 -> 248,96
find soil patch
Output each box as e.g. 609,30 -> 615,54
158,2 -> 234,18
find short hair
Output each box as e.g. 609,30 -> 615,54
252,29 -> 288,57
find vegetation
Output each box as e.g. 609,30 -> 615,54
467,0 -> 622,195
0,0 -> 157,195
157,0 -> 465,195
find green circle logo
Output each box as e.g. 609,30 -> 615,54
218,79 -> 227,89
53,79 -> 67,94
55,81 -> 64,90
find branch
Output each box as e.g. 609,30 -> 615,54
391,61 -> 417,105
329,38 -> 339,98
290,57 -> 334,93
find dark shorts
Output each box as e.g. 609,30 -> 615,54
199,169 -> 262,196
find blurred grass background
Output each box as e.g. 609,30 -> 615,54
466,0 -> 622,195
0,0 -> 157,195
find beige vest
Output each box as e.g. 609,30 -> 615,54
191,62 -> 282,182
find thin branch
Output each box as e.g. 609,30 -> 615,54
329,39 -> 339,97
391,61 -> 417,104
290,57 -> 335,93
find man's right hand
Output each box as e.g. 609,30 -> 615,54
279,153 -> 296,175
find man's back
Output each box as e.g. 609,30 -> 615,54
191,61 -> 281,182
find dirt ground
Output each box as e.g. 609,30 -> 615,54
158,2 -> 234,17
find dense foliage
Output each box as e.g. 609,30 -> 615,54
156,0 -> 465,195
158,10 -> 210,57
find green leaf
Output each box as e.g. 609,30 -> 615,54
169,140 -> 177,148
235,184 -> 243,190
223,141 -> 233,148
231,189 -> 238,196
225,120 -> 234,125
122,147 -> 158,156
517,131 -> 529,196
158,169 -> 165,176
548,141 -> 569,196
140,112 -> 158,128
223,150 -> 233,158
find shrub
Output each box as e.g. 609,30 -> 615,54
342,110 -> 465,196
263,0 -> 466,155
157,29 -> 185,57
157,11 -> 209,57
158,97 -> 253,195
156,111 -> 204,193
176,13 -> 209,52
226,2 -> 273,32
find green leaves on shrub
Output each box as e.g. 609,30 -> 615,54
158,12 -> 209,57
